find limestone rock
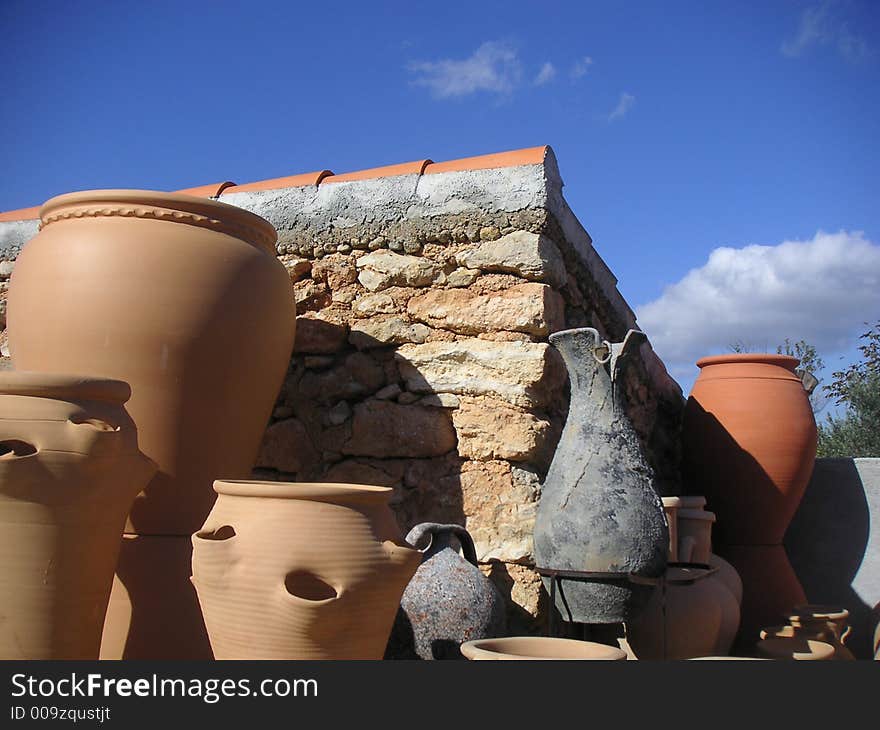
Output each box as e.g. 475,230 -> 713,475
461,461 -> 539,563
445,268 -> 481,287
293,280 -> 331,311
395,339 -> 563,408
294,316 -> 349,354
452,396 -> 550,461
343,400 -> 457,458
456,231 -> 566,288
407,282 -> 564,337
354,291 -> 397,316
355,250 -> 441,291
417,393 -> 460,408
0,261 -> 14,280
312,254 -> 358,290
323,458 -> 407,489
255,418 -> 320,474
349,317 -> 431,349
281,257 -> 312,283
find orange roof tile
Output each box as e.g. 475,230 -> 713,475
175,181 -> 237,198
0,146 -> 550,220
0,205 -> 40,222
423,146 -> 549,175
321,159 -> 433,183
224,171 -> 333,194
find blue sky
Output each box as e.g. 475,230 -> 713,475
2,0 -> 878,404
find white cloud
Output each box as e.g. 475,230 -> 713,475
607,92 -> 635,122
408,41 -> 522,98
782,2 -> 869,61
635,231 -> 880,380
534,62 -> 557,86
570,56 -> 593,79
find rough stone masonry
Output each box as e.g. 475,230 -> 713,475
0,147 -> 685,632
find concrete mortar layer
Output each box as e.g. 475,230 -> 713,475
0,154 -> 685,635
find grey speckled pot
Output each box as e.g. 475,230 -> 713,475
385,523 -> 507,660
533,328 -> 668,624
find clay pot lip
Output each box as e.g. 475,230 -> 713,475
755,637 -> 835,660
460,636 -> 627,660
213,480 -> 393,503
38,189 -> 278,253
0,371 -> 131,404
662,496 -> 707,509
789,604 -> 849,622
677,508 -> 716,522
695,353 -> 799,370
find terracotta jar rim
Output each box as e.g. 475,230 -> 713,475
213,480 -> 393,503
38,189 -> 278,254
695,353 -> 799,370
0,371 -> 131,403
461,636 -> 627,660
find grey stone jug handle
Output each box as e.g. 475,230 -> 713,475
405,522 -> 480,567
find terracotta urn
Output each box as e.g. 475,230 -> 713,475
0,372 -> 155,659
460,637 -> 627,661
681,354 -> 817,546
385,523 -> 507,660
626,566 -> 738,659
534,328 -> 668,625
6,189 -> 296,535
191,481 -> 421,659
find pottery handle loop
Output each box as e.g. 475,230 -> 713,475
840,624 -> 852,644
405,522 -> 479,566
797,368 -> 819,395
0,439 -> 38,458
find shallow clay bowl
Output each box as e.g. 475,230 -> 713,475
460,636 -> 626,660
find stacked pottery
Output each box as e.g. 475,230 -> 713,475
627,496 -> 741,659
191,481 -> 420,659
6,190 -> 295,658
760,605 -> 855,660
0,372 -> 155,658
681,354 -> 817,645
386,523 -> 507,660
460,637 -> 627,661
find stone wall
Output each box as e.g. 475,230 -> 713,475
0,147 -> 684,632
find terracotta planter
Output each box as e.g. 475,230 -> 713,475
460,637 -> 627,661
626,566 -> 738,659
6,189 -> 295,535
191,481 -> 421,659
0,372 -> 155,659
681,354 -> 817,545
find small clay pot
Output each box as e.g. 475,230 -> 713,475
786,605 -> 855,661
0,372 -> 155,659
192,481 -> 421,659
627,565 -> 739,659
460,636 -> 627,661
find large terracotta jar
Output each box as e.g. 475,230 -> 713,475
6,190 -> 296,535
681,354 -> 817,546
191,481 -> 421,659
0,372 -> 155,659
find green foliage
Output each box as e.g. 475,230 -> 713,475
776,338 -> 826,413
817,322 -> 880,458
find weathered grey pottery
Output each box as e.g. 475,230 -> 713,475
533,328 -> 668,624
385,523 -> 507,660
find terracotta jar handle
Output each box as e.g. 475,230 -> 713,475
405,522 -> 479,566
0,439 -> 38,458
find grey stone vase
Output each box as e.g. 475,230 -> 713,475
384,523 -> 507,660
533,327 -> 668,624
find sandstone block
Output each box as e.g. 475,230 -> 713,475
355,250 -> 441,291
395,339 -> 563,408
349,317 -> 431,349
456,230 -> 566,288
343,400 -> 457,458
452,396 -> 550,461
407,282 -> 564,336
255,418 -> 320,474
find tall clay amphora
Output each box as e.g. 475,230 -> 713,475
6,190 -> 295,535
5,190 -> 295,658
191,481 -> 421,659
533,328 -> 668,624
681,354 -> 818,642
0,372 -> 155,658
